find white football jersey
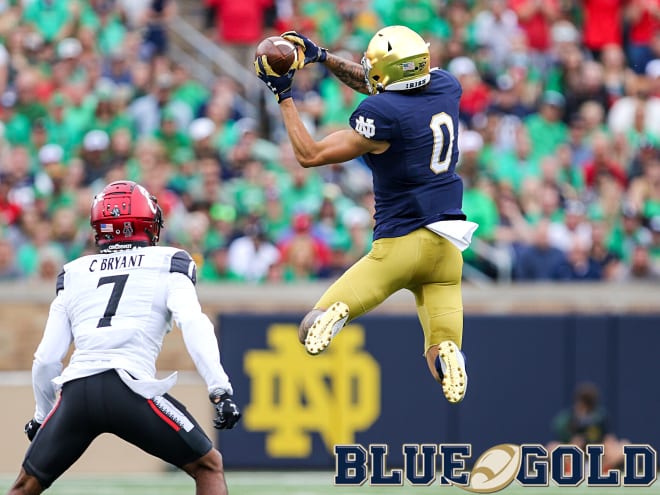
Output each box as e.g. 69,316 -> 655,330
32,246 -> 232,422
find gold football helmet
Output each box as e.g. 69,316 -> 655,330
362,25 -> 430,95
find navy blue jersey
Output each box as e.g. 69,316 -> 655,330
349,69 -> 465,240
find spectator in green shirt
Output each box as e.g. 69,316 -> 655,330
79,0 -> 127,55
61,79 -> 97,146
486,126 -> 540,194
22,0 -> 77,43
14,69 -> 48,124
44,94 -> 77,162
649,216 -> 660,268
171,64 -> 210,118
153,108 -> 192,164
608,204 -> 652,263
200,245 -> 244,282
231,159 -> 267,217
387,0 -> 448,39
524,90 -> 568,161
88,84 -> 135,138
299,0 -> 343,48
1,91 -> 31,146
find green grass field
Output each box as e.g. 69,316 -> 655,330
0,472 -> 657,495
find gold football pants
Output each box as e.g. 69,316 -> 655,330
315,227 -> 463,353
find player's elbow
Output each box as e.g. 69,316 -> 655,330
297,147 -> 331,168
32,357 -> 62,381
297,157 -> 316,168
33,354 -> 62,368
295,151 -> 321,168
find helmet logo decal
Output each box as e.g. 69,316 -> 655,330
123,222 -> 134,236
92,193 -> 104,208
401,59 -> 427,74
137,185 -> 158,214
111,206 -> 121,216
354,116 -> 376,139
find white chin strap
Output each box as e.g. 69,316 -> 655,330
384,74 -> 431,91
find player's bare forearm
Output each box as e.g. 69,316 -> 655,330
279,99 -> 321,167
324,53 -> 370,95
279,99 -> 385,167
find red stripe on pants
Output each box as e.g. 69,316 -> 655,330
147,399 -> 181,431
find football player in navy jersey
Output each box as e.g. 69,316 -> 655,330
256,26 -> 478,404
7,181 -> 241,495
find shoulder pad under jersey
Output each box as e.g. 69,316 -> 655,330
170,250 -> 197,285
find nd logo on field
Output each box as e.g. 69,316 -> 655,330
243,323 -> 381,458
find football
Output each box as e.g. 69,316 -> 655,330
464,444 -> 521,493
254,36 -> 300,76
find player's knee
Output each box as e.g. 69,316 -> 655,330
186,448 -> 224,478
203,449 -> 224,474
298,309 -> 324,344
8,470 -> 43,495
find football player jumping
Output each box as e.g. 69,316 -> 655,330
7,181 -> 241,495
256,26 -> 478,404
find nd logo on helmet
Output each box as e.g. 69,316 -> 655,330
244,324 -> 380,457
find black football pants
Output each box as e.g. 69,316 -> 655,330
23,370 -> 213,488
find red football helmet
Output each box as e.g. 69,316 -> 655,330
90,181 -> 163,251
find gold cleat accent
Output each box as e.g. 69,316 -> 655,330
304,302 -> 349,355
438,341 -> 467,404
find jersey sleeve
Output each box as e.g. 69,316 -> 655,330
33,293 -> 73,422
166,272 -> 233,395
170,250 -> 197,285
55,269 -> 65,295
349,97 -> 396,141
434,68 -> 463,98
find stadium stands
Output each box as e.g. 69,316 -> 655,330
0,0 -> 658,284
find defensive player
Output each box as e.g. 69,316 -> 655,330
255,26 -> 478,404
7,181 -> 241,495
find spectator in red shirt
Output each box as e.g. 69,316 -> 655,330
509,0 -> 560,53
278,212 -> 332,280
205,0 -> 274,69
272,0 -> 315,37
582,0 -> 625,58
0,173 -> 21,226
625,0 -> 660,73
447,56 -> 491,125
583,132 -> 628,189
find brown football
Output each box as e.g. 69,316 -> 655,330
254,36 -> 299,76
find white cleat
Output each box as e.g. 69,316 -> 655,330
304,302 -> 349,355
437,341 -> 468,404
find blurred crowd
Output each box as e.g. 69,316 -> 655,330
0,0 -> 659,285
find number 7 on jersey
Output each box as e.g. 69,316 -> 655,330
97,274 -> 129,328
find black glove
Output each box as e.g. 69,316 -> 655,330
209,390 -> 241,430
25,419 -> 41,442
254,55 -> 296,103
281,31 -> 327,66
